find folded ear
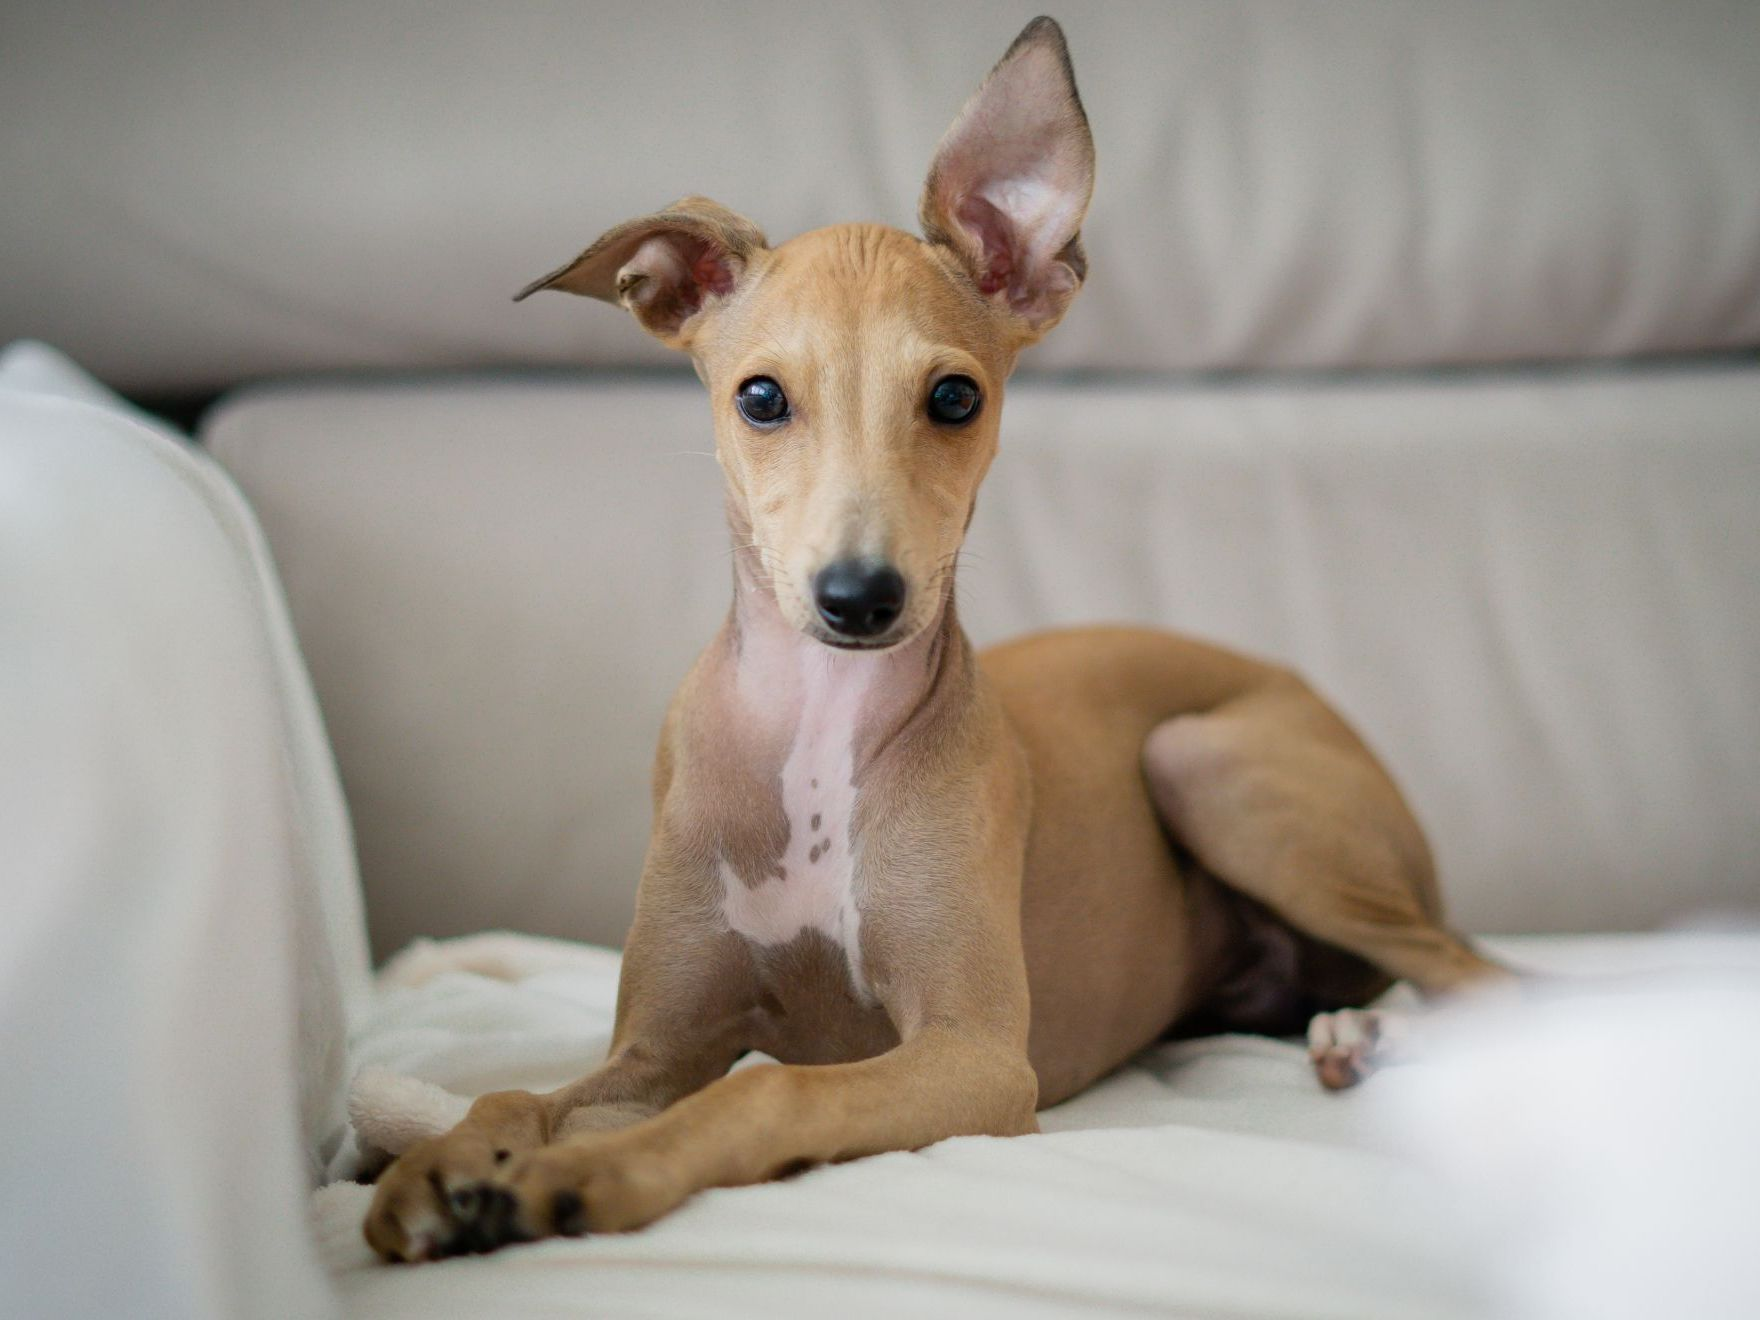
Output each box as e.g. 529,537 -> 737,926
919,17 -> 1095,341
514,196 -> 767,348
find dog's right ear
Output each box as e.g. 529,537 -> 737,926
514,196 -> 767,349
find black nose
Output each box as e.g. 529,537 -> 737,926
812,559 -> 907,640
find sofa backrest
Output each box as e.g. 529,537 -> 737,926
22,2 -> 1757,955
5,0 -> 1759,393
205,369 -> 1760,956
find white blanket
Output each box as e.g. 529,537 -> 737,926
316,932 -> 1760,1319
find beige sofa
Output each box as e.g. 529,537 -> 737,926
4,3 -> 1758,1316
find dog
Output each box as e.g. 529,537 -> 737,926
365,15 -> 1505,1262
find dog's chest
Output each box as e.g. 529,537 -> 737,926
717,652 -> 878,1001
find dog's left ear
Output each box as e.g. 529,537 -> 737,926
920,17 -> 1095,341
514,196 -> 767,349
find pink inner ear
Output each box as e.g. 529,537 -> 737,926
956,195 -> 1017,296
621,232 -> 740,334
924,30 -> 1093,327
687,239 -> 737,298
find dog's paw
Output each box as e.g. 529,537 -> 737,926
492,1137 -> 686,1242
363,1124 -> 527,1262
1307,1007 -> 1412,1090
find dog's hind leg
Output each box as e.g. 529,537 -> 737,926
1143,670 -> 1508,1085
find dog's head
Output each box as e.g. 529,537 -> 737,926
520,17 -> 1094,651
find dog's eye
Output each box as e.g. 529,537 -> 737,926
736,376 -> 789,425
927,375 -> 981,425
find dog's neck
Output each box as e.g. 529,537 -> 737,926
723,529 -> 966,773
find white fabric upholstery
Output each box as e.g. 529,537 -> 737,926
0,344 -> 366,1318
311,930 -> 1760,1319
203,366 -> 1760,956
4,1 -> 1758,391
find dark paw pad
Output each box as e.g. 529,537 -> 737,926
447,1185 -> 484,1220
442,1185 -> 531,1256
551,1189 -> 589,1237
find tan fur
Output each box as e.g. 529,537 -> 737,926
365,18 -> 1504,1262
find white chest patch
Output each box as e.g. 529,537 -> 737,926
718,648 -> 878,1001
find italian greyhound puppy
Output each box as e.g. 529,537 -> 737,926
366,16 -> 1504,1262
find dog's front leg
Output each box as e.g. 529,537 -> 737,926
487,861 -> 1041,1240
365,901 -> 759,1261
496,1021 -> 1039,1239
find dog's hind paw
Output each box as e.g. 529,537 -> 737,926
1307,1008 -> 1412,1090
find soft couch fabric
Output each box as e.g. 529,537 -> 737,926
313,930 -> 1760,1319
5,1 -> 1759,391
205,368 -> 1760,956
0,343 -> 366,1318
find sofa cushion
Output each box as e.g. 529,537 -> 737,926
2,340 -> 371,1173
0,343 -> 372,1317
203,365 -> 1760,955
6,1 -> 1759,391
